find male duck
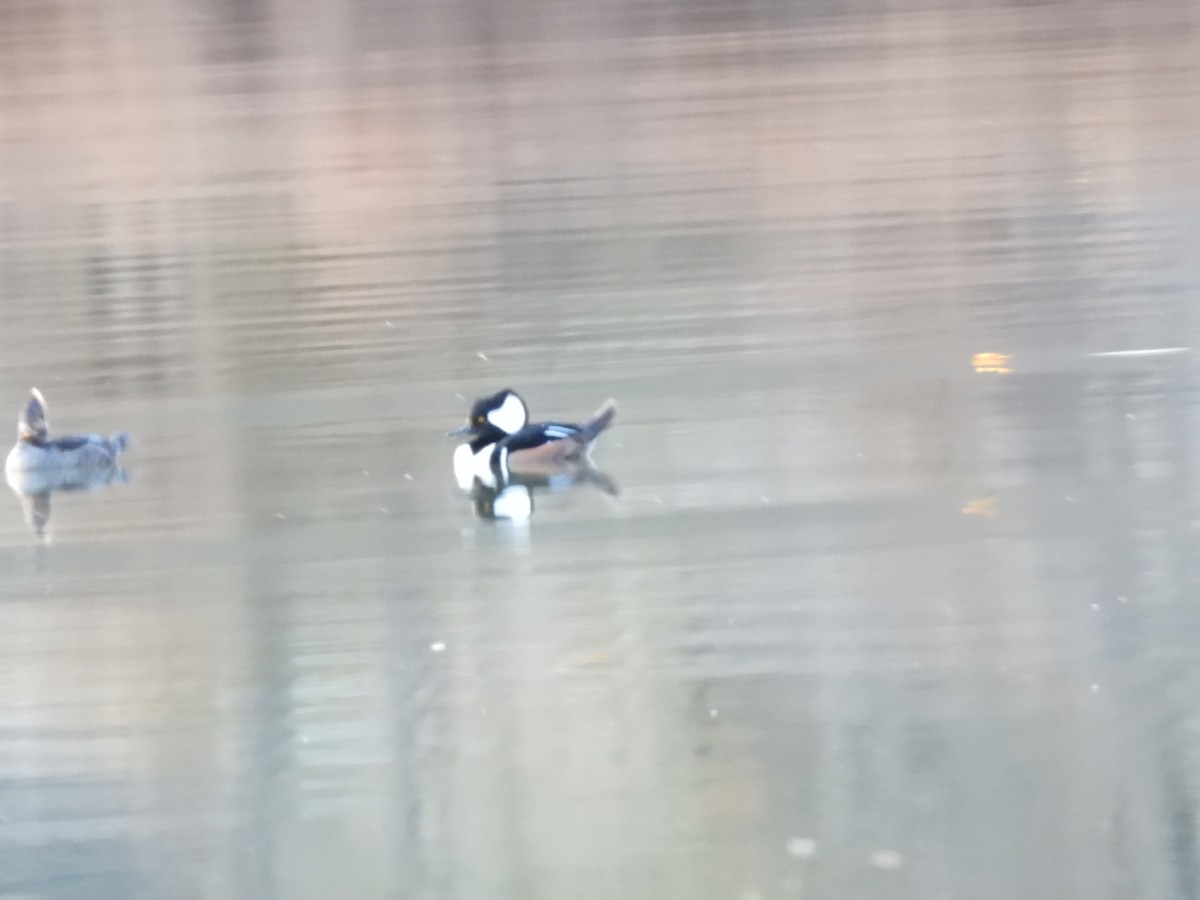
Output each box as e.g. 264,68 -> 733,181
448,388 -> 615,489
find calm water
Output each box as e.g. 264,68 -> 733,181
2,1 -> 1200,898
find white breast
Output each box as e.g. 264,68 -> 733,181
453,443 -> 497,490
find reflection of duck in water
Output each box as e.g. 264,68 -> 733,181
5,389 -> 132,535
447,388 -> 616,491
469,465 -> 619,521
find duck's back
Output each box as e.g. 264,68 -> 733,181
6,434 -> 126,474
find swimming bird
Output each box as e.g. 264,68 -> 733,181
448,388 -> 616,490
5,388 -> 131,475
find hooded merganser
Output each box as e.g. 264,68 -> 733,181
447,388 -> 616,490
5,388 -> 132,475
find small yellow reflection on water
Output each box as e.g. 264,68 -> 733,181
972,352 -> 1012,374
961,497 -> 999,518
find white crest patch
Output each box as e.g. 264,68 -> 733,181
486,392 -> 527,434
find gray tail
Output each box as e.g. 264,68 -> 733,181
579,398 -> 616,443
108,432 -> 132,455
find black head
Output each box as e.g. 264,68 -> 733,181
18,388 -> 48,444
447,388 -> 528,448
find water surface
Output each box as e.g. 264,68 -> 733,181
2,1 -> 1200,898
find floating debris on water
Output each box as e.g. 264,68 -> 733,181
786,837 -> 818,859
1089,347 -> 1190,358
869,849 -> 903,869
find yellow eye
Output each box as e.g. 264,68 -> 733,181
476,415 -> 485,424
